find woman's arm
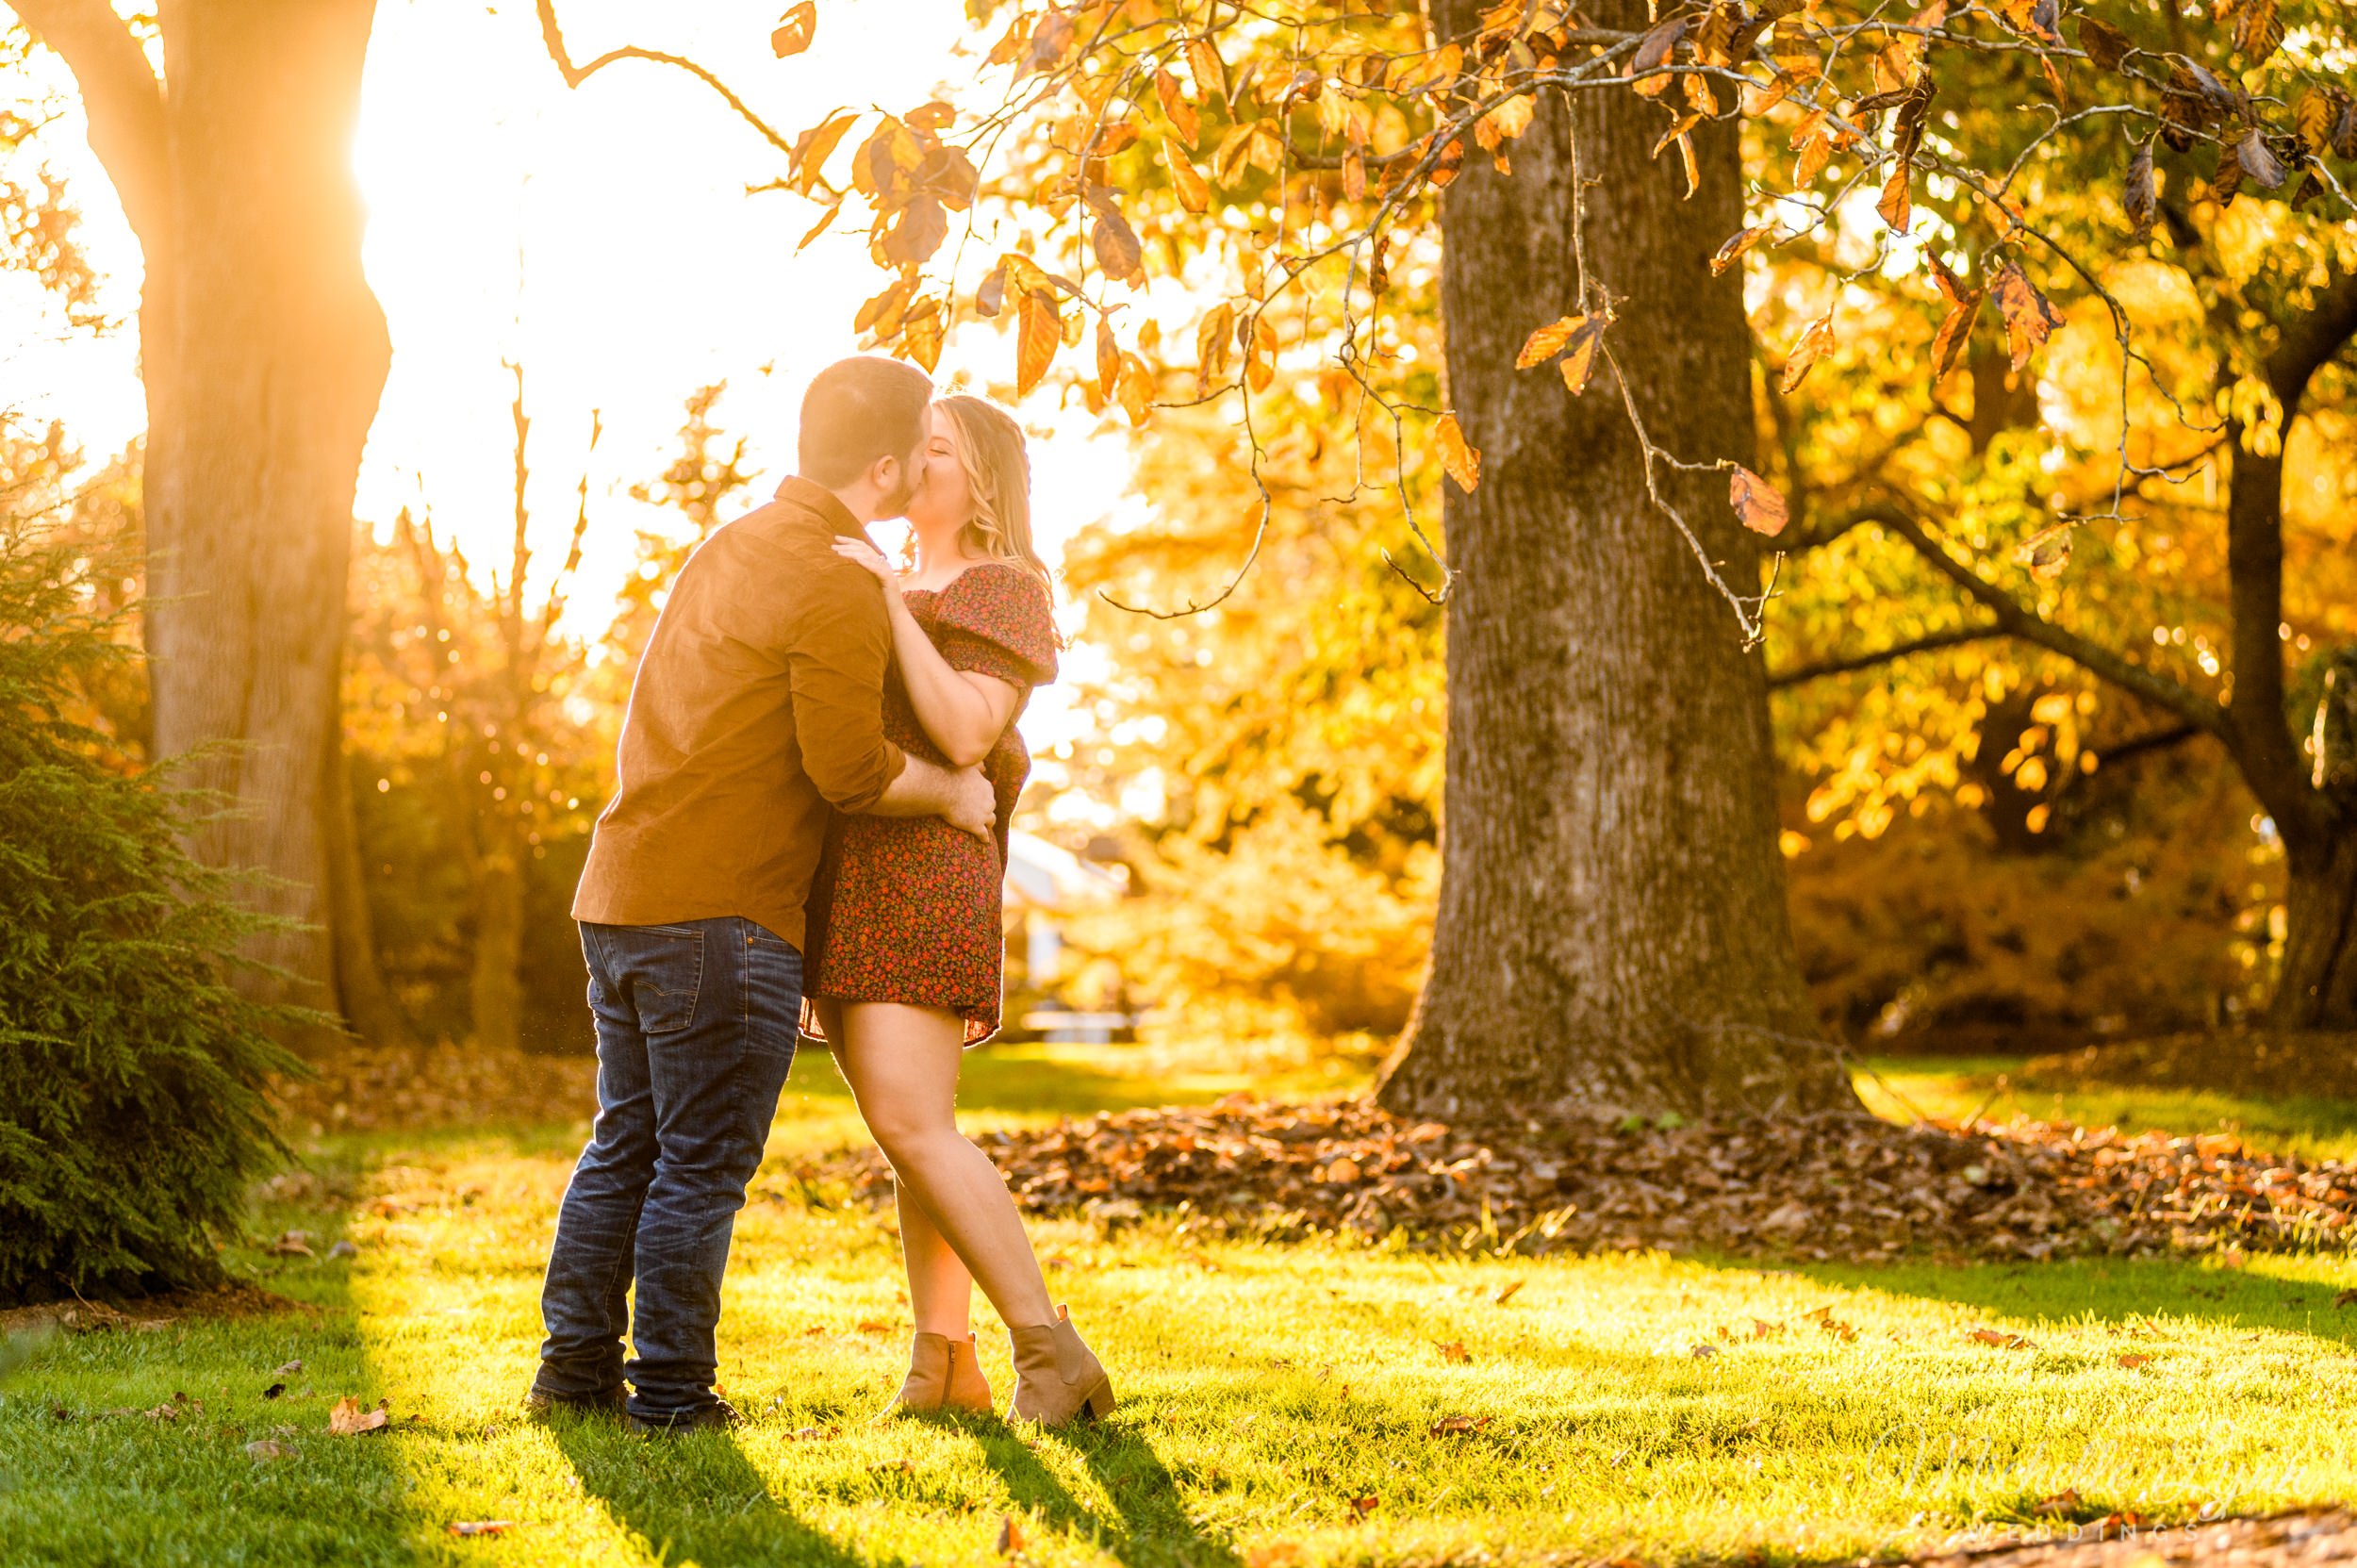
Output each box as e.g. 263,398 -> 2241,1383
833,539 -> 1021,767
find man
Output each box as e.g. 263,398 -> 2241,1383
527,356 -> 992,1432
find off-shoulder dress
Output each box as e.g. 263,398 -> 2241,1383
799,561 -> 1059,1047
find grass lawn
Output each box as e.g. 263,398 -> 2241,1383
7,1046 -> 2357,1566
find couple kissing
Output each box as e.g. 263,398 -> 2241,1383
525,355 -> 1113,1434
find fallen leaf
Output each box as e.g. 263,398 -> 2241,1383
2035,1488 -> 2083,1517
1969,1328 -> 2035,1349
997,1513 -> 1026,1555
1437,1340 -> 1472,1363
1349,1494 -> 1380,1520
328,1240 -> 358,1260
855,1319 -> 893,1334
790,1424 -> 842,1441
1492,1280 -> 1525,1306
1430,1413 -> 1492,1434
262,1382 -> 286,1400
2117,1353 -> 2152,1369
268,1231 -> 315,1259
245,1439 -> 295,1461
447,1522 -> 516,1538
328,1396 -> 390,1436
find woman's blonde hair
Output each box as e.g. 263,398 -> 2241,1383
937,395 -> 1052,589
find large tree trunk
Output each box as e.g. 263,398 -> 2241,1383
2274,832 -> 2357,1029
1377,0 -> 1858,1121
139,0 -> 391,1015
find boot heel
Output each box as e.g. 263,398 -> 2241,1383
1082,1379 -> 1116,1419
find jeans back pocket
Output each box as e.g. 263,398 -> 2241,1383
620,926 -> 705,1035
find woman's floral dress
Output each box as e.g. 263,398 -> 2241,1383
800,561 -> 1058,1047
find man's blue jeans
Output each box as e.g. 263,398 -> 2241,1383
536,916 -> 799,1421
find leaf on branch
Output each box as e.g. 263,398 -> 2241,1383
2337,97 -> 2357,160
1730,467 -> 1790,536
1245,317 -> 1277,393
797,200 -> 843,252
1015,289 -> 1062,396
1558,319 -> 1605,394
1116,354 -> 1157,425
771,2 -> 816,58
879,196 -> 948,268
1187,36 -> 1230,102
2294,89 -> 2336,156
2234,0 -> 2283,64
2016,521 -> 2075,581
907,101 -> 956,135
1710,226 -> 1777,276
1095,318 -> 1120,401
1780,312 -> 1836,393
1431,138 -> 1467,190
2212,138 -> 2246,205
2233,129 -> 2286,190
1931,288 -> 1984,381
1795,128 -> 1834,188
1157,70 -> 1201,147
854,279 -> 913,337
1629,18 -> 1688,96
986,12 -> 1031,66
901,301 -> 945,373
1991,261 -> 2061,371
1028,9 -> 1078,74
1163,138 -> 1211,213
1195,301 -> 1236,397
2124,140 -> 2157,241
789,111 -> 861,196
2076,15 -> 2134,71
1517,314 -> 1589,369
1877,161 -> 1913,231
1436,414 -> 1480,493
1343,149 -> 1367,202
1091,208 -> 1146,285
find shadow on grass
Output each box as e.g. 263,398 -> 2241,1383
549,1418 -> 872,1567
969,1414 -> 1244,1568
1787,1254 -> 2357,1347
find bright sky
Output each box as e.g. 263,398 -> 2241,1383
0,0 -> 1146,777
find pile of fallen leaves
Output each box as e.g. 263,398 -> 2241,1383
1904,1509 -> 2357,1568
813,1097 -> 2357,1263
270,1044 -> 597,1133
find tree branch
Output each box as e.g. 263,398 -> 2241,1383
1876,505 -> 2229,739
535,0 -> 795,158
1767,623 -> 2003,689
2266,266 -> 2357,414
7,0 -> 168,252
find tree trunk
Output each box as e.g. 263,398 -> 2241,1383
1377,0 -> 1858,1122
324,692 -> 416,1050
469,837 -> 526,1055
140,0 -> 391,1015
2273,831 -> 2357,1029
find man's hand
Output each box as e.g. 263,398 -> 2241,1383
942,766 -> 996,840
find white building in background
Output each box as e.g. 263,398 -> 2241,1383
1002,830 -> 1134,1042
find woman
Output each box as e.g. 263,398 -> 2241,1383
802,393 -> 1114,1427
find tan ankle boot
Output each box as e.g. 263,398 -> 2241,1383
1006,1306 -> 1114,1426
883,1330 -> 995,1416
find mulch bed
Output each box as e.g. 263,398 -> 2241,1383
270,1043 -> 598,1134
0,1281 -> 302,1337
813,1096 -> 2357,1263
2024,1033 -> 2357,1105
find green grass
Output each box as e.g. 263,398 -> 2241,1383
7,1046 -> 2357,1566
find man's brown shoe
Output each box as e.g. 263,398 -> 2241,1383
522,1381 -> 628,1419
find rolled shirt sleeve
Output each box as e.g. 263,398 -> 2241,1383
788,584 -> 909,812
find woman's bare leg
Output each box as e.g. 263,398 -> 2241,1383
832,1001 -> 1055,1330
818,1001 -> 975,1337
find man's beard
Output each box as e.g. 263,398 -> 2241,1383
877,466 -> 922,518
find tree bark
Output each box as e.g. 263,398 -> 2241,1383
136,3 -> 390,1015
1376,0 -> 1858,1121
2275,831 -> 2357,1029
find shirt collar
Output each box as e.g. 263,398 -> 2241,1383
776,475 -> 873,540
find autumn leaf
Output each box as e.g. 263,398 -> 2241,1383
1931,287 -> 1984,381
1991,261 -> 2061,371
1729,466 -> 1789,537
1493,1279 -> 1525,1305
1349,1494 -> 1380,1520
1436,1338 -> 1474,1363
997,1513 -> 1027,1555
1015,290 -> 1061,396
901,302 -> 944,373
1187,35 -> 1228,102
2076,15 -> 2134,71
1091,209 -> 1146,285
1780,312 -> 1836,393
1095,320 -> 1120,401
1877,161 -> 1913,231
2295,89 -> 2335,156
789,110 -> 859,195
2124,140 -> 2157,241
1794,128 -> 1834,188
1430,1413 -> 1492,1434
1628,17 -> 1687,96
1516,314 -> 1589,369
448,1523 -> 517,1539
1156,70 -> 1201,147
1435,416 -> 1479,493
2234,0 -> 2283,63
1709,226 -> 1775,276
2016,520 -> 2074,581
853,279 -> 912,336
1164,138 -> 1211,213
1558,319 -> 1606,394
771,2 -> 816,58
1117,354 -> 1157,425
1968,1327 -> 2035,1349
1195,301 -> 1236,396
327,1395 -> 390,1435
2117,1353 -> 2152,1369
2234,130 -> 2286,190
1245,317 -> 1277,394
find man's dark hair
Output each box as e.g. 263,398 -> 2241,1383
797,356 -> 933,488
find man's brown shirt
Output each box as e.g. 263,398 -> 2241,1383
571,477 -> 907,949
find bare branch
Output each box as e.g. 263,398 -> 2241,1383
535,0 -> 795,157
1767,623 -> 2003,689
1876,504 -> 2228,738
8,0 -> 167,251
